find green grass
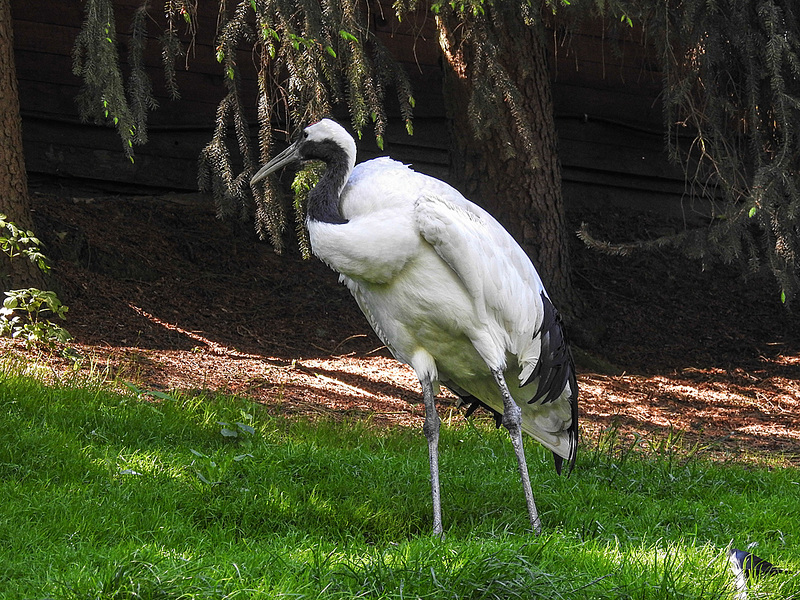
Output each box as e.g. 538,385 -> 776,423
0,358 -> 798,599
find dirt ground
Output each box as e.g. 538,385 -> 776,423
7,179 -> 799,465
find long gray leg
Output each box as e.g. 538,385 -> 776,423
492,368 -> 542,535
420,375 -> 443,536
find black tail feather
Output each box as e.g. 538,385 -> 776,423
524,293 -> 573,406
452,389 -> 503,428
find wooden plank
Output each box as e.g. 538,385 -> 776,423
23,131 -> 198,190
375,29 -> 440,66
557,119 -> 679,181
17,78 -> 226,127
550,19 -> 659,65
22,117 -> 220,189
12,17 -> 231,77
12,0 -> 674,202
553,82 -> 662,127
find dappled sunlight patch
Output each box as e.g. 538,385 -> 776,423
579,368 -> 800,463
768,352 -> 800,366
6,331 -> 799,464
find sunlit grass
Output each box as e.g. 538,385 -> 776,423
0,356 -> 797,598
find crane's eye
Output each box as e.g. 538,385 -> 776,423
302,131 -> 309,139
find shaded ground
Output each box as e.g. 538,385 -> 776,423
8,180 -> 800,464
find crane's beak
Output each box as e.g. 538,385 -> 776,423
250,141 -> 302,186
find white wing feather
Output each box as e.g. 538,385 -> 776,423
413,192 -> 547,380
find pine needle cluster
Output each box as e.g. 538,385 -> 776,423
220,0 -> 414,253
72,0 -> 414,255
403,0 -> 544,164
581,0 -> 800,304
72,0 -> 139,161
73,0 -> 190,159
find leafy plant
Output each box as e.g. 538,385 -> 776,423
190,413 -> 257,485
0,289 -> 70,346
0,214 -> 71,347
0,213 -> 48,271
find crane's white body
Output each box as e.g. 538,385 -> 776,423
309,157 -> 575,460
251,118 -> 577,535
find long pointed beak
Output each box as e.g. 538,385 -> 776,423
250,141 -> 302,186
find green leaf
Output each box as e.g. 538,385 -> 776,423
123,381 -> 143,395
235,422 -> 256,435
196,471 -> 214,485
781,290 -> 786,303
749,206 -> 757,218
339,29 -> 358,43
146,390 -> 176,401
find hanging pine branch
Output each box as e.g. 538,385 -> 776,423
73,0 -> 192,158
128,4 -> 158,145
72,0 -> 138,161
579,0 -> 800,304
73,0 -> 414,255
428,1 -> 540,162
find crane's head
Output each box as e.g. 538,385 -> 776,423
250,119 -> 357,186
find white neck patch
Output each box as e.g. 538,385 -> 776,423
305,119 -> 357,172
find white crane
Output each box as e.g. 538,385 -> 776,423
251,118 -> 578,535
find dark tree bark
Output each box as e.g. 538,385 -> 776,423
436,6 -> 575,313
0,0 -> 42,292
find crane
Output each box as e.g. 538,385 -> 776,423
251,118 -> 578,535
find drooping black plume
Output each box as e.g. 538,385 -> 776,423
524,292 -> 578,474
524,293 -> 575,406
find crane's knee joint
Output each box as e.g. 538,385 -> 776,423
423,412 -> 440,440
501,401 -> 522,432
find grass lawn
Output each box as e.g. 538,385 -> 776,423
0,357 -> 797,599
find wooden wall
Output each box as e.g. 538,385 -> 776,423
11,1 -> 687,214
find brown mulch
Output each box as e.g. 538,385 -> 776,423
8,180 -> 799,465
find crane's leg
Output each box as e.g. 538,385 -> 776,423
491,368 -> 542,535
420,375 -> 443,536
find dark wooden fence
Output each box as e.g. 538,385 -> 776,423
12,1 -> 688,215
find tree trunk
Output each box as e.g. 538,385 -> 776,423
0,0 -> 42,292
436,6 -> 575,314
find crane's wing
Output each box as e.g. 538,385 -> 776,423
413,192 -> 573,406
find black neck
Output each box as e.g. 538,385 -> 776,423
306,148 -> 351,225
